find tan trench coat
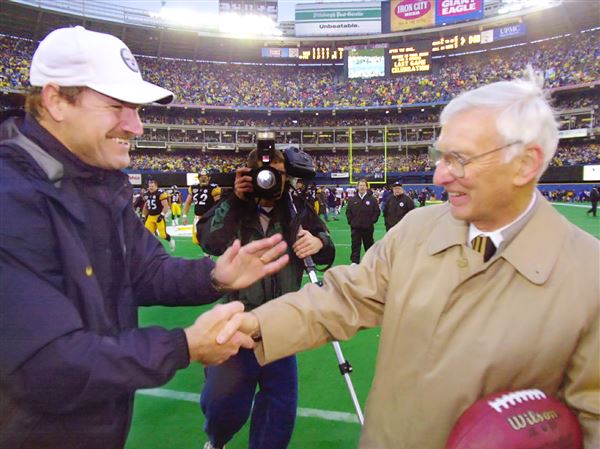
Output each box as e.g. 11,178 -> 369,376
253,196 -> 599,448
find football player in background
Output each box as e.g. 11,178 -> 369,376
132,187 -> 146,218
183,168 -> 221,245
170,185 -> 182,226
143,179 -> 175,251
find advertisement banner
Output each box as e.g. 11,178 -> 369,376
295,2 -> 381,37
128,173 -> 142,185
583,165 -> 600,181
493,23 -> 527,41
558,128 -> 589,139
331,172 -> 350,179
390,0 -> 435,32
435,0 -> 484,26
261,47 -> 299,58
186,173 -> 200,185
480,28 -> 494,44
481,23 -> 528,44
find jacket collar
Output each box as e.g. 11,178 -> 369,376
1,116 -> 64,186
427,196 -> 566,285
20,114 -> 105,181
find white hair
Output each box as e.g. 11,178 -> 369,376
440,66 -> 559,177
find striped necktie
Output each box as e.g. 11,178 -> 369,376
471,235 -> 496,262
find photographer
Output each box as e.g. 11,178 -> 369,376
197,145 -> 335,449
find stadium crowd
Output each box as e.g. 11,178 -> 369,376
129,152 -> 247,173
129,143 -> 599,173
3,29 -> 598,178
135,102 -> 596,130
1,30 -> 598,108
137,108 -> 441,127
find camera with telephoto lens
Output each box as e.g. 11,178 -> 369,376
250,131 -> 316,200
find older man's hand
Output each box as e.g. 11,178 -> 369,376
216,310 -> 261,346
184,302 -> 255,365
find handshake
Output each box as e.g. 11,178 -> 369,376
184,233 -> 288,365
184,301 -> 259,365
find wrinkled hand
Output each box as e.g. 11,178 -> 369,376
212,234 -> 289,291
216,311 -> 260,345
292,229 -> 323,259
184,302 -> 255,365
234,167 -> 253,200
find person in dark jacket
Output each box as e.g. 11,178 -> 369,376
382,181 -> 415,231
197,149 -> 335,449
0,26 -> 289,449
326,187 -> 339,221
381,185 -> 392,212
587,186 -> 599,217
417,188 -> 428,207
346,179 -> 380,263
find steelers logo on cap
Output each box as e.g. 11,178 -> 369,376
120,48 -> 140,73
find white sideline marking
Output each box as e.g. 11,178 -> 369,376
167,225 -> 193,237
137,388 -> 360,424
551,202 -> 591,208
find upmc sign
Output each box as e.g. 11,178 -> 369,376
436,0 -> 484,25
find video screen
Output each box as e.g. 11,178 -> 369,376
388,42 -> 431,75
347,47 -> 385,79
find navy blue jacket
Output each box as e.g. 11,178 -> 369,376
0,115 -> 221,449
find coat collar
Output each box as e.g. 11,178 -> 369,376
426,196 -> 567,285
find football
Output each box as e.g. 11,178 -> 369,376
445,389 -> 583,449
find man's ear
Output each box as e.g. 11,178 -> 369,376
40,84 -> 68,122
514,144 -> 544,186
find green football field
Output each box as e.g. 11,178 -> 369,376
125,202 -> 598,449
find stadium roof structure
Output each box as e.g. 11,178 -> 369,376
1,0 -> 598,62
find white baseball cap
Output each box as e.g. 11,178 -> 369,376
30,26 -> 174,105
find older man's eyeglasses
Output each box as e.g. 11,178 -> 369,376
429,141 -> 522,178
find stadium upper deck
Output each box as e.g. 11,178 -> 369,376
1,29 -> 598,109
1,0 -> 598,61
0,0 -> 597,173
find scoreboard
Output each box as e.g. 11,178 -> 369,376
262,22 -> 524,69
261,46 -> 344,62
432,32 -> 482,52
387,42 -> 431,75
299,47 -> 345,61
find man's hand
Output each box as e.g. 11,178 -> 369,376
292,229 -> 323,259
216,311 -> 260,345
183,216 -> 188,225
233,167 -> 253,200
184,302 -> 255,365
212,234 -> 289,291
157,214 -> 164,223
